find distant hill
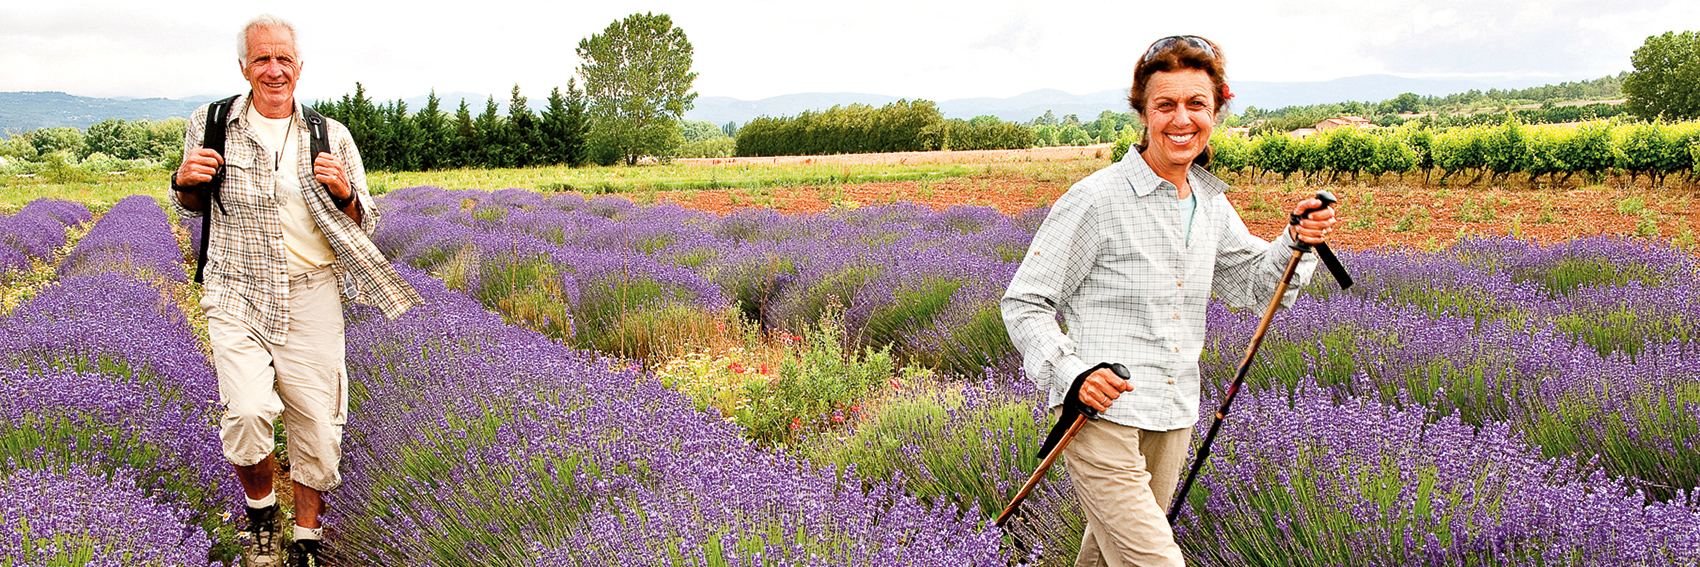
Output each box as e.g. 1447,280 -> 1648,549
0,92 -> 202,136
0,74 -> 1607,137
685,75 -> 1582,125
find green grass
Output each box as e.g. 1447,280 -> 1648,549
0,170 -> 167,210
2,155 -> 1114,212
367,161 -> 978,195
0,161 -> 976,209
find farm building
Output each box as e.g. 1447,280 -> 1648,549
1314,115 -> 1377,132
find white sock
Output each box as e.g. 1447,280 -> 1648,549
246,492 -> 277,509
294,524 -> 324,541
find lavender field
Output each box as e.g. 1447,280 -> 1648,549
2,188 -> 1697,566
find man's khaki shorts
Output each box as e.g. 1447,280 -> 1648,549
206,267 -> 347,492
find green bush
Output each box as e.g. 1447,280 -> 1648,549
678,119 -> 727,143
735,100 -> 946,157
941,116 -> 1036,151
735,309 -> 895,444
677,137 -> 736,158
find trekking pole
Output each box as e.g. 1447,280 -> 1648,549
995,362 -> 1129,528
994,412 -> 1084,527
1166,190 -> 1351,526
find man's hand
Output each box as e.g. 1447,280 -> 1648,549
1078,367 -> 1134,412
176,148 -> 224,186
1288,197 -> 1340,245
313,152 -> 352,203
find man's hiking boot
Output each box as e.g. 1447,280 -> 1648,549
242,504 -> 284,567
286,538 -> 324,567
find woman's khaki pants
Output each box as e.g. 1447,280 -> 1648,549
1059,408 -> 1192,567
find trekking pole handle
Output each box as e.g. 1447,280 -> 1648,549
1287,190 -> 1337,252
1289,190 -> 1337,226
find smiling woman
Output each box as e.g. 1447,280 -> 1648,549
998,33 -> 1341,567
1128,36 -> 1231,193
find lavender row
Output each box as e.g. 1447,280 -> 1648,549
0,465 -> 212,566
1212,254 -> 1700,499
329,265 -> 1008,565
0,198 -> 91,277
806,369 -> 1700,566
376,186 -> 1036,376
1177,380 -> 1700,566
59,195 -> 184,281
1310,236 -> 1700,355
1,199 -> 235,564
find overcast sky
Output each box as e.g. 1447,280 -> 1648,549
2,0 -> 1692,103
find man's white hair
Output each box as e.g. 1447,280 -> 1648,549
236,14 -> 298,63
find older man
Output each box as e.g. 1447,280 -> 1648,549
171,14 -> 420,566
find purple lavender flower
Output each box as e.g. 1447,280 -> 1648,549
1176,380 -> 1700,566
0,198 -> 91,277
0,465 -> 213,565
59,195 -> 184,281
327,265 -> 1013,565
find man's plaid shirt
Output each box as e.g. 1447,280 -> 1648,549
173,93 -> 421,345
1001,153 -> 1318,432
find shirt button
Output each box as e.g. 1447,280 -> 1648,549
1168,379 -> 1176,385
1174,347 -> 1180,353
1174,313 -> 1181,319
1177,281 -> 1183,287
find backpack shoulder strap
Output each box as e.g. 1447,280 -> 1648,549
202,95 -> 240,151
300,104 -> 331,159
192,94 -> 239,285
299,105 -> 336,200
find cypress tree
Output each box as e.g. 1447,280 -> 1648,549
388,99 -> 424,172
542,81 -> 589,166
452,99 -> 478,169
416,90 -> 451,170
507,84 -> 538,167
475,95 -> 507,168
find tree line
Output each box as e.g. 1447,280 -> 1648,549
0,117 -> 187,176
1125,120 -> 1700,187
734,101 -> 1133,157
1236,74 -> 1630,134
312,83 -> 591,172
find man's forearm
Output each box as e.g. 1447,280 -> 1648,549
340,198 -> 362,224
173,187 -> 207,213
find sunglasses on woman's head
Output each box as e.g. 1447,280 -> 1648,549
1142,36 -> 1216,62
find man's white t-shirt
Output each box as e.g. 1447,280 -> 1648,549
246,105 -> 337,275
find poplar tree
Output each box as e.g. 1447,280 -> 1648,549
576,12 -> 698,165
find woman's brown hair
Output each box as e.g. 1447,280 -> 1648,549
1128,36 -> 1228,166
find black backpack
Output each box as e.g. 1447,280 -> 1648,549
192,95 -> 333,283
